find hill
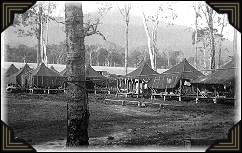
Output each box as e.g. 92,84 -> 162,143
3,10 -> 233,59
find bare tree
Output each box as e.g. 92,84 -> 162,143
118,3 -> 131,75
65,2 -> 111,147
201,4 -> 216,71
13,2 -> 56,65
217,15 -> 227,68
142,4 -> 176,71
192,2 -> 201,69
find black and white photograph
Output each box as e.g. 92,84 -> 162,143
1,1 -> 241,152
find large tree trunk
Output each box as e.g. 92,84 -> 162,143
65,2 -> 89,147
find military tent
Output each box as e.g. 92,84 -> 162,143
6,63 -> 32,87
148,58 -> 204,90
192,59 -> 236,85
125,62 -> 159,79
60,64 -> 106,80
5,64 -> 19,77
28,63 -> 65,88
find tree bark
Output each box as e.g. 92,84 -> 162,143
142,14 -> 155,70
142,12 -> 157,71
37,4 -> 43,66
207,6 -> 216,71
65,2 -> 89,147
218,16 -> 226,68
233,28 -> 237,53
125,21 -> 129,75
194,4 -> 198,69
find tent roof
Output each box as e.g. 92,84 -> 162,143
6,63 -> 32,83
5,64 -> 19,77
192,59 -> 236,85
60,65 -> 106,80
162,58 -> 204,80
50,65 -> 59,74
60,68 -> 67,76
125,62 -> 159,78
147,73 -> 181,89
86,64 -> 106,79
31,63 -> 62,77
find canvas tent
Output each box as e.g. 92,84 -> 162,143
86,64 -> 106,80
5,64 -> 19,77
125,62 -> 159,79
60,64 -> 106,91
6,63 -> 32,87
148,58 -> 204,90
60,64 -> 106,80
27,63 -> 64,88
117,62 -> 159,94
192,59 -> 236,85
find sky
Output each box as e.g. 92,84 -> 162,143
49,1 -> 235,41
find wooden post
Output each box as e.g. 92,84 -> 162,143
137,79 -> 140,95
94,82 -> 97,95
42,76 -> 44,88
196,84 -> 199,104
213,85 -> 217,103
179,79 -> 182,101
37,76 -> 39,88
138,101 -> 141,107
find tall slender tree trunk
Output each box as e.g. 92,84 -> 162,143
65,2 -> 89,147
142,16 -> 155,70
233,29 -> 237,53
142,13 -> 157,71
37,4 -> 43,66
89,51 -> 92,66
207,6 -> 216,71
125,21 -> 129,75
218,16 -> 226,68
218,43 -> 222,68
194,4 -> 198,69
203,43 -> 207,75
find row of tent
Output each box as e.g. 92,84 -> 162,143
4,58 -> 236,91
123,58 -> 235,91
4,63 -> 106,89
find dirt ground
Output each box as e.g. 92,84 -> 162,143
5,92 -> 235,149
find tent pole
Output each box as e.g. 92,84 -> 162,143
164,85 -> 167,101
94,82 -> 96,95
138,79 -> 140,95
213,85 -> 217,103
179,79 -> 182,101
196,84 -> 199,103
42,76 -> 44,88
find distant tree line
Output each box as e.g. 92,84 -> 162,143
4,42 -> 186,69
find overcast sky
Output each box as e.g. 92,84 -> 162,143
48,1 -> 236,41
